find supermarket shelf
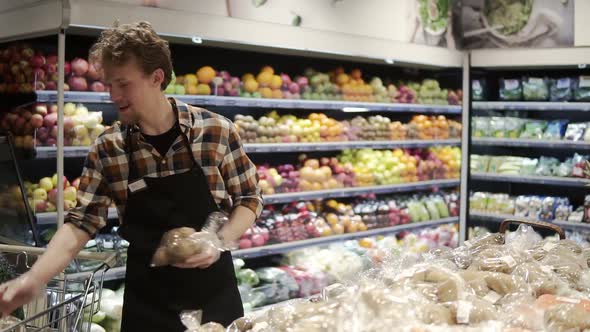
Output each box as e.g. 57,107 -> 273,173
35,207 -> 118,225
92,217 -> 459,280
35,91 -> 462,114
263,179 -> 460,204
33,181 -> 457,224
472,101 -> 590,111
469,212 -> 590,231
471,173 -> 590,188
244,139 -> 461,153
472,138 -> 590,150
34,140 -> 461,158
233,217 -> 459,259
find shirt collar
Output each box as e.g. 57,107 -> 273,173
128,97 -> 192,135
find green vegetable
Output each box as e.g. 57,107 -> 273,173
485,0 -> 532,35
237,269 -> 260,287
522,77 -> 549,101
419,0 -> 449,32
0,254 -> 24,320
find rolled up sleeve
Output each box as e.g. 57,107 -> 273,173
64,142 -> 112,237
220,121 -> 263,218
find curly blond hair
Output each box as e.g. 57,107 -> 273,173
89,21 -> 172,90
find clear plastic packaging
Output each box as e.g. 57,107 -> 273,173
150,211 -> 233,267
534,157 -> 560,177
499,78 -> 523,101
519,158 -> 538,176
520,120 -> 548,139
574,76 -> 590,101
473,117 -> 490,138
489,117 -> 505,138
504,117 -> 524,138
522,77 -> 549,101
472,79 -> 487,101
514,196 -> 530,217
564,123 -> 587,141
180,310 -> 225,332
550,77 -> 574,101
543,120 -> 568,140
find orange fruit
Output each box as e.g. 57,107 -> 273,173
350,69 -> 362,80
196,66 -> 215,84
336,73 -> 350,85
259,87 -> 272,98
257,71 -> 273,87
195,83 -> 211,95
242,73 -> 255,82
243,79 -> 259,93
271,89 -> 283,99
270,75 -> 282,89
260,66 -> 274,75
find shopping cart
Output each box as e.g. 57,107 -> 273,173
0,245 -> 117,332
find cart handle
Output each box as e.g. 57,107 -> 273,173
499,219 -> 565,240
0,244 -> 117,266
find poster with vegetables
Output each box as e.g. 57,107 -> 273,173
459,0 -> 574,49
408,0 -> 458,48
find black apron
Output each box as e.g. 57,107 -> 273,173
118,100 -> 243,331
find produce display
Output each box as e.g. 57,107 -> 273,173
470,153 -> 590,179
0,44 -> 104,93
239,192 -> 459,249
210,225 -> 590,331
0,102 -> 109,149
472,116 -> 590,142
171,65 -> 462,105
256,148 -> 460,196
0,174 -> 79,213
472,76 -> 590,102
470,191 -> 590,224
236,223 -> 458,310
234,112 -> 461,144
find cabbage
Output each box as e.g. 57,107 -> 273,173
101,298 -> 123,320
81,322 -> 106,332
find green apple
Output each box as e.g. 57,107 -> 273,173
64,103 -> 76,116
39,177 -> 53,191
174,85 -> 186,95
46,202 -> 56,212
64,200 -> 77,210
165,83 -> 175,94
33,188 -> 47,201
64,186 -> 77,202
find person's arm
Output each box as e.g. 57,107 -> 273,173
0,142 -> 112,316
174,120 -> 262,269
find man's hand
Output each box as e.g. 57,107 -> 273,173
0,273 -> 43,317
172,243 -> 221,269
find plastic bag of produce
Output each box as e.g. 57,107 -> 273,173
180,310 -> 226,332
499,78 -> 523,101
470,155 -> 490,173
535,156 -> 560,177
150,211 -> 233,267
553,158 -> 573,177
490,117 -> 506,138
543,120 -> 568,140
585,123 -> 590,141
0,316 -> 23,332
472,117 -> 490,137
564,123 -> 587,141
520,120 -> 547,139
520,158 -> 538,176
522,77 -> 549,101
472,79 -> 487,101
470,192 -> 489,212
554,198 -> 573,221
504,117 -> 524,138
515,196 -> 530,217
574,76 -> 590,101
550,77 -> 574,101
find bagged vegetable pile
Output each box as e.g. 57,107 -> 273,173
220,225 -> 590,331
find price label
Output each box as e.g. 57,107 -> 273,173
579,76 -> 590,88
501,256 -> 517,268
483,291 -> 502,304
456,301 -> 472,324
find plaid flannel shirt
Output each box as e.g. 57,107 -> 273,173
65,99 -> 263,237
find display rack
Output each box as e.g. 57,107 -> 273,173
472,101 -> 590,111
469,212 -> 590,232
471,173 -> 590,188
472,138 -> 590,150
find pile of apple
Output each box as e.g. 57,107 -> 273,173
339,148 -> 419,186
417,79 -> 449,105
407,115 -> 461,140
298,158 -> 342,192
0,102 -> 108,149
429,146 -> 462,179
390,121 -> 408,140
308,113 -> 345,142
0,43 -> 107,93
24,174 -> 79,213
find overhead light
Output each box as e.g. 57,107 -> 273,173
384,58 -> 395,64
579,64 -> 587,69
342,107 -> 369,113
191,36 -> 203,44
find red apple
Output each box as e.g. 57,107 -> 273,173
31,54 -> 46,68
49,125 -> 58,139
71,177 -> 80,189
87,63 -> 100,80
35,104 -> 48,116
71,58 -> 89,77
90,81 -> 105,92
46,54 -> 57,65
30,114 -> 43,128
68,76 -> 88,91
33,68 -> 46,81
63,61 -> 71,76
43,113 -> 57,127
45,81 -> 56,90
48,188 -> 58,204
251,234 -> 265,247
239,238 -> 252,249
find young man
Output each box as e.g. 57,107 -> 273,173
0,22 -> 262,330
